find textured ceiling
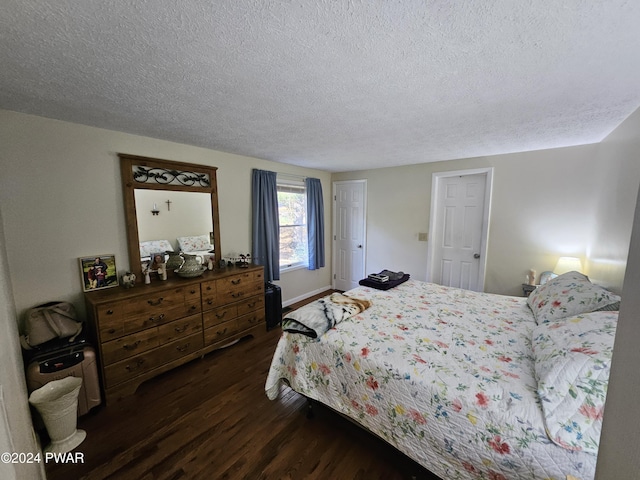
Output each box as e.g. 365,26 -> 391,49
2,1 -> 640,172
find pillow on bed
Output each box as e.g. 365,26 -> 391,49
526,271 -> 620,324
139,239 -> 174,259
532,311 -> 617,454
177,234 -> 211,252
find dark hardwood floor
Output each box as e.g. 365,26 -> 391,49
45,291 -> 438,480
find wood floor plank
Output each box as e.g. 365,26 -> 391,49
45,291 -> 439,480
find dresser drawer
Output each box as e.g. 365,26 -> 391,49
219,272 -> 254,290
236,294 -> 264,316
184,285 -> 201,303
122,287 -> 188,316
203,305 -> 238,329
203,318 -> 242,346
217,281 -> 264,305
122,304 -> 188,336
96,303 -> 125,342
237,310 -> 264,331
201,280 -> 217,309
102,328 -> 159,365
158,314 -> 203,344
184,299 -> 202,316
252,269 -> 264,283
104,333 -> 203,388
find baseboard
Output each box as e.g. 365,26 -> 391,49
282,285 -> 333,308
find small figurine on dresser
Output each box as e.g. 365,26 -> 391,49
121,272 -> 136,289
157,263 -> 167,280
141,262 -> 151,284
527,269 -> 537,286
238,254 -> 251,268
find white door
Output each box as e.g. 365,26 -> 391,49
333,180 -> 366,291
427,169 -> 492,291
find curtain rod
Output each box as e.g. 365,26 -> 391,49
278,172 -> 308,181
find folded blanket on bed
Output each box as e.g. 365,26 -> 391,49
359,272 -> 410,290
282,293 -> 371,338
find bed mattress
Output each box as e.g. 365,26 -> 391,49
265,280 -> 598,480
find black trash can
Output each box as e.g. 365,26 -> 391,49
265,282 -> 282,331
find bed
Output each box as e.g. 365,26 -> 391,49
265,272 -> 620,480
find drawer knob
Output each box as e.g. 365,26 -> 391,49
207,299 -> 214,305
190,289 -> 196,294
107,309 -> 114,315
174,325 -> 187,333
231,292 -> 243,298
216,328 -> 228,336
147,313 -> 165,324
148,297 -> 164,306
215,312 -> 227,319
231,279 -> 241,285
176,343 -> 190,353
125,359 -> 145,371
108,328 -> 116,334
123,341 -> 141,351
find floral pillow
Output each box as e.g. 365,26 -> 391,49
532,311 -> 618,454
139,239 -> 174,259
177,234 -> 211,252
527,271 -> 620,324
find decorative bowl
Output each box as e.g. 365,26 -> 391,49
175,266 -> 206,278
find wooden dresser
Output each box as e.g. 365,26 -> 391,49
84,265 -> 264,403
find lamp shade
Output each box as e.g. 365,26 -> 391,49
554,256 -> 583,275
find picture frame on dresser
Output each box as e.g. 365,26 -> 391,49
79,254 -> 119,292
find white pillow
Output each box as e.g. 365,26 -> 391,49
532,311 -> 617,454
527,271 -> 620,324
139,239 -> 174,259
176,234 -> 211,252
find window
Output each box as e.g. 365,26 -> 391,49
277,176 -> 308,270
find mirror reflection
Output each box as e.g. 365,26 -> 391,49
135,189 -> 214,262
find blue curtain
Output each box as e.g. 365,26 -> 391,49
306,177 -> 325,270
252,169 -> 280,281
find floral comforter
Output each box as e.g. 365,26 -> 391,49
265,280 -> 598,480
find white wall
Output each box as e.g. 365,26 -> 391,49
596,186 -> 640,478
587,109 -> 640,290
592,107 -> 640,479
0,109 -> 332,317
0,212 -> 45,480
332,112 -> 640,295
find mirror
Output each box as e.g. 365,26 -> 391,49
119,153 -> 221,282
134,190 -> 213,253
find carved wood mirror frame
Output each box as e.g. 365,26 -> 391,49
119,153 -> 222,282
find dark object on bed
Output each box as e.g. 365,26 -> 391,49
265,282 -> 282,331
359,272 -> 410,290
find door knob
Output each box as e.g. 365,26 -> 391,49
358,245 -> 362,248
473,253 -> 480,259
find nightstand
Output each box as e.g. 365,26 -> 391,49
521,284 -> 538,297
